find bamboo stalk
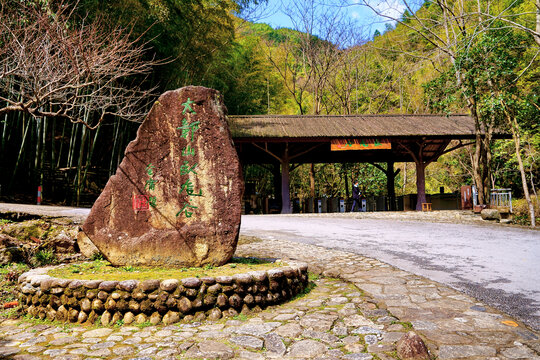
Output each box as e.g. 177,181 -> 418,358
51,118 -> 56,170
34,118 -> 41,173
8,116 -> 30,191
1,111 -> 7,155
117,120 -> 125,169
109,120 -> 120,177
56,119 -> 67,169
1,80 -> 13,154
40,117 -> 47,188
67,123 -> 79,169
75,125 -> 88,206
80,125 -> 101,194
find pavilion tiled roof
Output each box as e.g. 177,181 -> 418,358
228,114 -> 481,138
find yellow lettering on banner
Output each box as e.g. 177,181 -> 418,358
331,138 -> 392,151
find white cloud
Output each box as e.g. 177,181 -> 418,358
351,11 -> 360,19
366,0 -> 407,20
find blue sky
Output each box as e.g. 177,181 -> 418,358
241,0 -> 413,41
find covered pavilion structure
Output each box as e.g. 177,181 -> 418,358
228,114 -> 501,213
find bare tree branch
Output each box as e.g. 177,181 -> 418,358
0,0 -> 160,128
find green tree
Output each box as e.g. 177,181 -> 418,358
74,0 -> 240,90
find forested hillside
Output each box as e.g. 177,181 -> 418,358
0,0 -> 538,223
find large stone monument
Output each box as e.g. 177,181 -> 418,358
79,86 -> 243,266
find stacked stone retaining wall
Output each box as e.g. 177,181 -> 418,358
17,262 -> 308,326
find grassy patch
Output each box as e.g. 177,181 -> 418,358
0,219 -> 13,226
232,314 -> 248,321
398,321 -> 413,330
35,249 -> 57,265
0,262 -> 29,319
136,321 -> 153,328
20,314 -> 73,330
48,257 -> 280,281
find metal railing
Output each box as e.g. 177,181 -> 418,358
490,188 -> 512,212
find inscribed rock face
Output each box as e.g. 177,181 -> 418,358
81,86 -> 243,266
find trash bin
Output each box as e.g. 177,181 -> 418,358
339,199 -> 345,212
320,198 -> 328,213
306,198 -> 315,213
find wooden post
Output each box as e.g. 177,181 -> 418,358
309,163 -> 315,198
415,160 -> 427,211
387,161 -> 396,211
398,142 -> 428,211
250,141 -> 320,215
281,143 -> 292,214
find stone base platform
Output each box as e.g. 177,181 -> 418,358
16,261 -> 308,326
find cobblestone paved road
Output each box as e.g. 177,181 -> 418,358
240,213 -> 540,331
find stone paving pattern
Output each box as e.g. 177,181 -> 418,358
238,238 -> 540,359
0,237 -> 539,359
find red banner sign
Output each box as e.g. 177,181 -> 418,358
331,138 -> 391,151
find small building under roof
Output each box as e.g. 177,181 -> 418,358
228,114 -> 506,213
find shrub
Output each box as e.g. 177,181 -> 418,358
91,252 -> 105,261
34,249 -> 57,265
512,196 -> 539,226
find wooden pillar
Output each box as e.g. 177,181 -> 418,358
251,141 -> 320,215
281,144 -> 292,214
415,160 -> 427,211
387,161 -> 396,211
398,142 -> 428,211
281,160 -> 291,214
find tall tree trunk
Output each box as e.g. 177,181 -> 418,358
471,111 -> 487,205
507,112 -> 535,227
534,0 -> 540,46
